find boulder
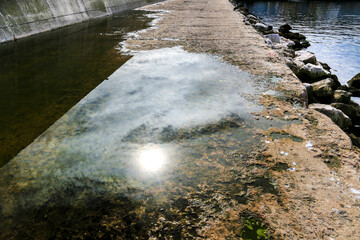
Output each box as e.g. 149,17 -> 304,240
349,87 -> 360,97
233,2 -> 244,10
287,40 -> 296,48
348,133 -> 360,148
279,24 -> 292,33
338,85 -> 350,91
309,104 -> 352,131
347,73 -> 360,89
254,23 -> 268,32
312,78 -> 335,103
319,62 -> 331,71
331,102 -> 360,125
295,50 -> 317,64
281,48 -> 295,58
237,7 -> 250,16
296,63 -> 330,83
303,83 -> 318,104
265,38 -> 273,45
333,90 -> 351,103
247,14 -> 258,21
265,33 -> 281,43
329,74 -> 341,89
281,32 -> 306,41
286,58 -> 304,74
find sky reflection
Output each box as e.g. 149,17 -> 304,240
138,146 -> 167,172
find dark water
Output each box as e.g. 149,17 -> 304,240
0,47 -> 287,239
244,0 -> 360,85
0,9 -> 156,167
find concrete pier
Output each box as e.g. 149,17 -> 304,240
1,0 -> 360,239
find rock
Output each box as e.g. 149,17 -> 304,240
233,2 -> 244,10
279,24 -> 292,33
309,104 -> 352,131
287,40 -> 295,48
349,87 -> 360,97
348,133 -> 360,148
247,14 -> 258,21
265,38 -> 273,45
312,78 -> 335,103
301,40 -> 310,49
338,85 -> 350,91
262,29 -> 275,35
254,23 -> 268,32
286,58 -> 304,74
331,102 -> 360,125
333,90 -> 351,103
238,7 -> 250,15
303,83 -> 318,104
290,39 -> 310,50
281,48 -> 295,58
248,15 -> 260,24
319,62 -> 331,71
281,32 -> 306,41
265,33 -> 280,43
329,74 -> 341,89
295,50 -> 317,64
296,63 -> 331,83
347,73 -> 360,89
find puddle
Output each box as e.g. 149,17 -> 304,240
0,47 -> 285,239
269,131 -> 304,142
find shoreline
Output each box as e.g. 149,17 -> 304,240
232,1 -> 360,148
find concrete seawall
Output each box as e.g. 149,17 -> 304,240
0,0 -> 153,43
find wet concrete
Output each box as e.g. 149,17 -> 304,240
0,47 -> 286,239
2,0 -> 360,239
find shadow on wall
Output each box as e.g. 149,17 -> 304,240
0,0 -> 157,43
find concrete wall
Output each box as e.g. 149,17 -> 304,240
0,0 -> 152,43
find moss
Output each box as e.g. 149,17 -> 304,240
240,216 -> 270,240
269,131 -> 304,142
90,0 -> 107,12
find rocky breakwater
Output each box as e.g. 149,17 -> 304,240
287,42 -> 360,147
232,2 -> 360,147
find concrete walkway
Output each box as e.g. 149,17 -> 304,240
125,0 -> 360,238
0,0 -> 359,239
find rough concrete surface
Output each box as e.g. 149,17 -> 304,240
123,0 -> 360,238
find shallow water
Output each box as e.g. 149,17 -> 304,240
0,47 -> 285,239
0,9 -> 154,167
244,0 -> 360,84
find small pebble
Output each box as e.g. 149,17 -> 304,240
280,151 -> 289,156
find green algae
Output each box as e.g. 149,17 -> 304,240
240,216 -> 270,240
269,131 -> 304,142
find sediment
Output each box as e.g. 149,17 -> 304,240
124,0 -> 360,238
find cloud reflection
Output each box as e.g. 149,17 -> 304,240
138,146 -> 166,172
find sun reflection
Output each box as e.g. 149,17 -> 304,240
138,147 -> 167,172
